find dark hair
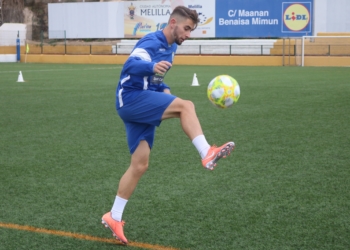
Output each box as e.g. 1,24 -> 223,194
170,6 -> 200,29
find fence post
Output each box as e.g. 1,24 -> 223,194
261,45 -> 263,55
64,30 -> 66,55
40,30 -> 43,54
16,31 -> 20,62
289,38 -> 291,66
282,38 -> 285,66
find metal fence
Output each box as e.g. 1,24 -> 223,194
22,42 -> 350,57
2,31 -> 350,57
0,30 -> 26,46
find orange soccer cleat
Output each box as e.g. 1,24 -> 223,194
101,212 -> 128,244
201,142 -> 235,170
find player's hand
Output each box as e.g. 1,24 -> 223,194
154,61 -> 172,75
163,88 -> 171,94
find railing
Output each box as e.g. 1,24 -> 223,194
113,44 -> 276,55
301,45 -> 350,56
3,43 -> 350,57
2,34 -> 350,57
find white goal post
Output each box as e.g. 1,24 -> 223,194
296,36 -> 350,67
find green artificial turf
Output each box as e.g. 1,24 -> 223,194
0,63 -> 349,250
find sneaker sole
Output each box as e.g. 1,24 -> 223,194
207,142 -> 235,170
101,219 -> 128,245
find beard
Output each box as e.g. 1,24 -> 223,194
173,26 -> 184,45
175,38 -> 183,45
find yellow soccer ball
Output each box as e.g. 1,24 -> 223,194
207,75 -> 240,109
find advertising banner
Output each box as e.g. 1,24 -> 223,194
215,0 -> 313,38
123,0 -> 215,38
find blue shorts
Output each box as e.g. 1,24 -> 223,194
117,90 -> 176,154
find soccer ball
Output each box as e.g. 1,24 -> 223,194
207,75 -> 240,109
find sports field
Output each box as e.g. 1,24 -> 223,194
0,63 -> 349,250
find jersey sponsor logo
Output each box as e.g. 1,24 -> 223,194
150,73 -> 165,84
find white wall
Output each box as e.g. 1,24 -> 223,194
0,23 -> 27,45
48,2 -> 124,39
314,0 -> 350,34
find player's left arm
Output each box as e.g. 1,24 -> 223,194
160,83 -> 171,94
148,82 -> 171,93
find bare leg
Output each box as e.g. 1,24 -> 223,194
162,97 -> 203,140
117,140 -> 150,199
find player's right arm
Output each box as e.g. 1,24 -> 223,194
123,36 -> 159,76
123,55 -> 154,76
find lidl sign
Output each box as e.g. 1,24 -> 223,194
215,0 -> 313,38
282,2 -> 312,33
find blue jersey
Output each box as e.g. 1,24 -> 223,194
116,30 -> 177,109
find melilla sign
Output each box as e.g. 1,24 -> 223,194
124,0 -> 216,38
123,0 -> 313,38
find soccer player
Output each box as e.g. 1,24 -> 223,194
101,6 -> 235,245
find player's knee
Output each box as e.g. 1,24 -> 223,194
132,162 -> 149,176
182,100 -> 195,112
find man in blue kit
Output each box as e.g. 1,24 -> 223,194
102,6 -> 235,244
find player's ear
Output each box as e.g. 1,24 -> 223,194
169,17 -> 177,27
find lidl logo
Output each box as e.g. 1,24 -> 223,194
282,2 -> 312,33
